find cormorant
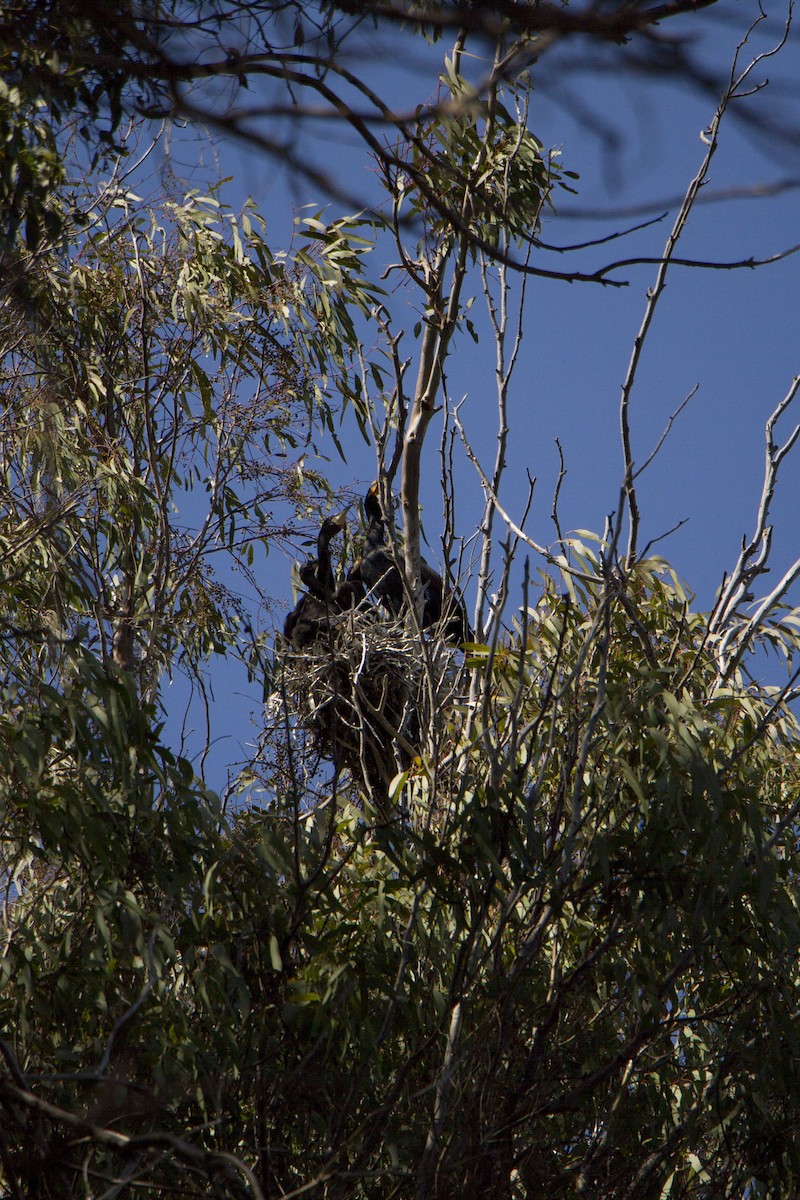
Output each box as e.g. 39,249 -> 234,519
347,482 -> 403,618
347,482 -> 471,644
283,511 -> 347,650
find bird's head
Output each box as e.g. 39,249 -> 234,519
319,510 -> 348,540
315,510 -> 349,563
365,481 -> 383,523
329,509 -> 349,532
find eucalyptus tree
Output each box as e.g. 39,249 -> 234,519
0,161 -> 379,1195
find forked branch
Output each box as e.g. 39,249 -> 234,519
711,376 -> 800,642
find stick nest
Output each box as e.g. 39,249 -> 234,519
278,607 -> 457,807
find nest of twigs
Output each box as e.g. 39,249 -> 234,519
278,607 -> 458,811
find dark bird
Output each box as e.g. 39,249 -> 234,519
283,511 -> 347,650
347,482 -> 471,644
333,575 -> 368,611
347,482 -> 404,618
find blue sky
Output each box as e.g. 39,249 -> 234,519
155,3 -> 800,790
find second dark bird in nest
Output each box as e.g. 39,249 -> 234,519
283,511 -> 349,650
347,482 -> 472,645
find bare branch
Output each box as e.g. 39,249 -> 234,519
332,0 -> 723,41
535,211 -> 669,253
550,437 -> 567,543
710,374 -> 800,673
560,177 -> 800,222
618,8 -> 787,567
0,1076 -> 265,1199
632,384 -> 699,481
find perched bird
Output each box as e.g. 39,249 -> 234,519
283,511 -> 347,649
347,482 -> 404,618
347,482 -> 471,644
